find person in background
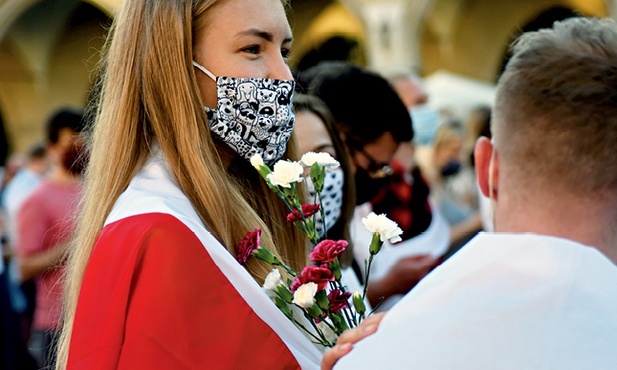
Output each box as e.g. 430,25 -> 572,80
301,62 -> 445,311
293,93 -> 370,306
389,73 -> 481,255
2,142 -> 48,251
334,17 -> 617,369
16,109 -> 85,368
0,153 -> 26,194
430,120 -> 483,250
388,73 -> 435,171
1,142 -> 48,346
293,94 -> 355,251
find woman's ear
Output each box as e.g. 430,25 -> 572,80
474,137 -> 494,198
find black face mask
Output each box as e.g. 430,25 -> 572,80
440,160 -> 462,177
354,167 -> 390,205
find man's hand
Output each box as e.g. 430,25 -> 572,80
321,312 -> 385,370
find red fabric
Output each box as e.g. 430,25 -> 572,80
68,213 -> 300,370
370,162 -> 432,242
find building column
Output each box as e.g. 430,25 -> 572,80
340,0 -> 434,75
608,0 -> 617,19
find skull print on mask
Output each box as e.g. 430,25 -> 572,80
193,61 -> 296,165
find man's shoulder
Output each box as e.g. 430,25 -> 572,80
336,232 -> 617,370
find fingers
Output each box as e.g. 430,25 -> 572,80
321,343 -> 352,370
320,312 -> 386,370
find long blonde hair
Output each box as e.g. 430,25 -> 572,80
56,1 -> 306,368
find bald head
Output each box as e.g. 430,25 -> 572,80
389,73 -> 428,109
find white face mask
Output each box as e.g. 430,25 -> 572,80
193,61 -> 296,165
410,104 -> 439,145
306,168 -> 344,238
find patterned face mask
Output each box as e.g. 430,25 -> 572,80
193,61 -> 296,165
307,168 -> 344,238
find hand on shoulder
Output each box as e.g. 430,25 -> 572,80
321,312 -> 385,370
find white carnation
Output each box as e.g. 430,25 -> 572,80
263,268 -> 283,291
250,153 -> 265,169
300,152 -> 340,169
292,282 -> 318,308
362,212 -> 403,243
267,160 -> 304,188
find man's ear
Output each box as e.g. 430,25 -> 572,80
474,137 -> 493,198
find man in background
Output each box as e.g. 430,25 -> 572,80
16,109 -> 85,368
0,142 -> 48,352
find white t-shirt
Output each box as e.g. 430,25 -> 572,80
336,232 -> 617,370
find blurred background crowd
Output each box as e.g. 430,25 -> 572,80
0,0 -> 614,368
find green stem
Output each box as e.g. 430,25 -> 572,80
274,261 -> 297,277
289,316 -> 331,347
362,254 -> 374,302
331,280 -> 358,327
300,307 -> 333,347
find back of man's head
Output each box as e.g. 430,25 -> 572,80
494,17 -> 617,197
46,108 -> 85,145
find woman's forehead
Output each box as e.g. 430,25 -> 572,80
201,0 -> 291,41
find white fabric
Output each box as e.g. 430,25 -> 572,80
350,201 -> 449,310
1,168 -> 43,245
336,233 -> 617,370
105,152 -> 322,369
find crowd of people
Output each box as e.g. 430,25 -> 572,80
0,0 -> 615,369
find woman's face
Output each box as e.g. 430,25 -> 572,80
193,0 -> 293,108
294,110 -> 336,158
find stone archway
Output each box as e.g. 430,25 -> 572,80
0,0 -> 110,152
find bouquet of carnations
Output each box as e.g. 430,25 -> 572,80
236,152 -> 403,348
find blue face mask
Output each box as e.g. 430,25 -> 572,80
193,61 -> 296,165
410,105 -> 439,145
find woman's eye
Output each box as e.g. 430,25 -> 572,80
242,45 -> 261,55
281,48 -> 291,60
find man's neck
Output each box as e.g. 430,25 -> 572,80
495,194 -> 617,264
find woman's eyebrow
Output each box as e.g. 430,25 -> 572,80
235,28 -> 293,44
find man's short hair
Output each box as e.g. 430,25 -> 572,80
46,108 -> 85,144
27,142 -> 47,160
494,17 -> 617,195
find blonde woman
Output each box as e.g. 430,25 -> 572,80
56,0 -> 326,368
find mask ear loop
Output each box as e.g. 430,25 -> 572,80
192,60 -> 217,81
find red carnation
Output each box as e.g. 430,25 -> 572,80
236,228 -> 261,265
309,239 -> 348,264
328,289 -> 352,314
290,265 -> 334,292
287,203 -> 321,222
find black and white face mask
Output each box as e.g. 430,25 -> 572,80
193,61 -> 296,165
307,168 -> 344,238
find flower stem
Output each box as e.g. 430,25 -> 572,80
274,261 -> 297,277
358,254 -> 376,324
300,308 -> 333,347
289,315 -> 331,347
